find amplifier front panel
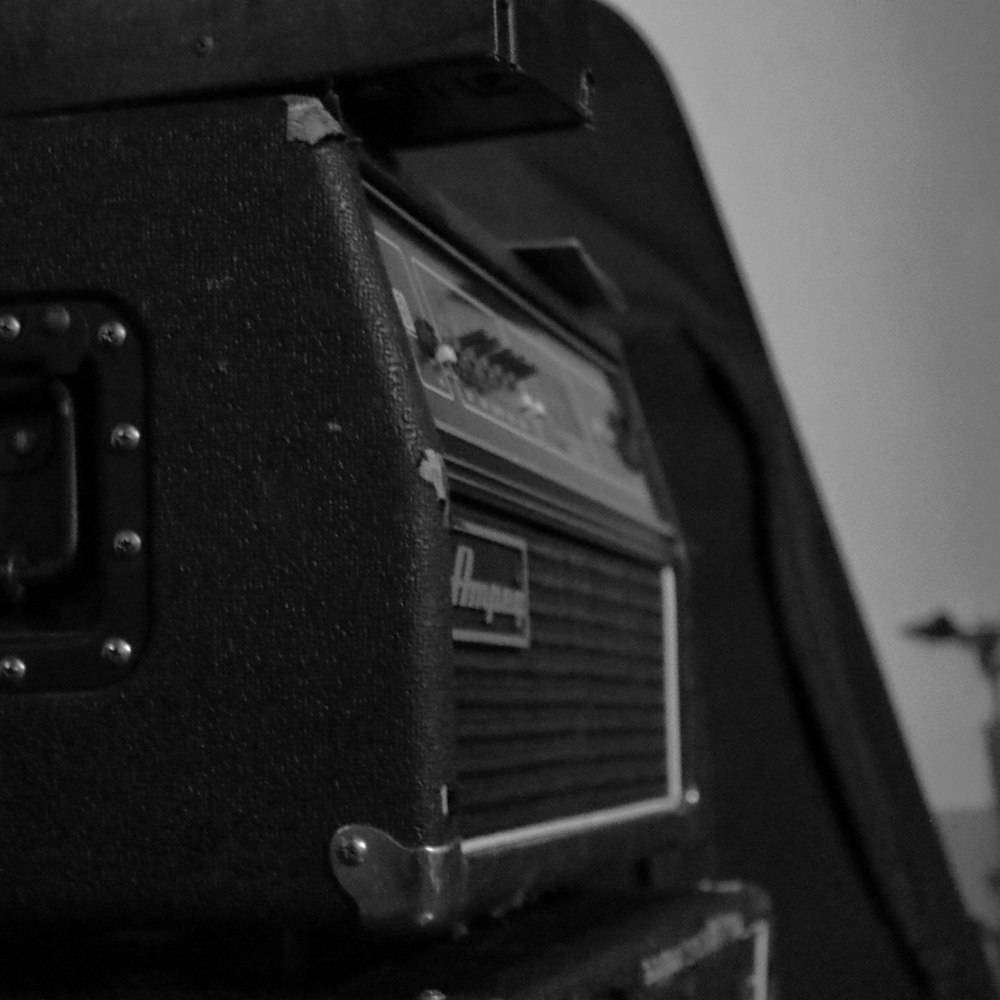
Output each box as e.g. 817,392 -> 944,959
369,186 -> 687,856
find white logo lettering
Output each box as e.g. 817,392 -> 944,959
451,544 -> 527,626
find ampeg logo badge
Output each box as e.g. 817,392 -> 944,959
451,522 -> 530,647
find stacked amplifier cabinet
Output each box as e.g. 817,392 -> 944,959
365,182 -> 689,855
328,884 -> 773,1000
4,885 -> 770,997
0,0 -> 701,943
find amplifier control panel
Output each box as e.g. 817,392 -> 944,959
369,192 -> 662,529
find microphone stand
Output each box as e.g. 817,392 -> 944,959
906,612 -> 1000,977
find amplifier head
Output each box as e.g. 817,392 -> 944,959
334,184 -> 701,927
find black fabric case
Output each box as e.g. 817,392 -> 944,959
0,94 -> 453,926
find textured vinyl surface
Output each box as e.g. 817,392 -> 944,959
0,96 -> 454,924
451,499 -> 670,838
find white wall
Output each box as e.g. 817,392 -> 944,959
608,0 -> 1000,819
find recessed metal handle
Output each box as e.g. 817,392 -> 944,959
0,376 -> 78,604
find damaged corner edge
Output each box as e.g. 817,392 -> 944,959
418,449 -> 448,504
418,448 -> 450,525
284,95 -> 346,145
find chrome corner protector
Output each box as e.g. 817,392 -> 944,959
330,824 -> 467,935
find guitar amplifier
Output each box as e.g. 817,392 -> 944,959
330,883 -> 772,1000
0,86 -> 698,934
364,182 -> 689,855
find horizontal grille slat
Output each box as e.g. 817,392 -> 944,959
459,757 -> 669,810
530,572 -> 661,611
455,673 -> 663,708
529,538 -> 662,589
526,622 -> 662,658
461,782 -> 669,840
452,499 -> 676,841
455,646 -> 664,682
460,732 -> 667,775
530,596 -> 660,630
457,707 -> 665,741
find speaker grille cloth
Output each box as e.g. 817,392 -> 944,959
452,500 -> 668,838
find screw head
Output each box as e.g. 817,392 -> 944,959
0,315 -> 21,341
110,423 -> 141,451
42,304 -> 71,335
335,835 -> 368,867
0,656 -> 26,684
434,344 -> 458,367
113,529 -> 143,557
97,321 -> 127,349
684,786 -> 701,807
416,992 -> 447,1000
101,637 -> 133,667
9,428 -> 38,457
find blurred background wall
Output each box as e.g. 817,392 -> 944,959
608,0 -> 1000,928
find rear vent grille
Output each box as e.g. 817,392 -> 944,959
452,500 -> 678,845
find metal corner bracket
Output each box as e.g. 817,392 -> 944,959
330,824 -> 467,935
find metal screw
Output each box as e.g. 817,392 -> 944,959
193,34 -> 215,56
434,344 -> 458,367
42,304 -> 71,335
110,423 -> 141,451
0,656 -> 26,684
684,786 -> 701,807
416,992 -> 447,1000
101,637 -> 133,667
0,315 -> 21,341
97,321 -> 127,349
113,529 -> 143,557
335,835 -> 368,867
9,428 -> 38,457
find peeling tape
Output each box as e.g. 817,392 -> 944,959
284,96 -> 345,145
418,449 -> 449,508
